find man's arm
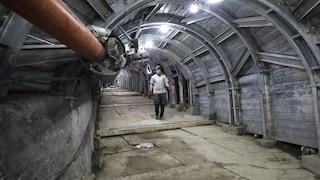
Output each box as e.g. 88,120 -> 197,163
150,83 -> 153,91
165,82 -> 172,91
164,76 -> 172,91
149,76 -> 154,96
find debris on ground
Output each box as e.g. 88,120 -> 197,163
134,143 -> 154,149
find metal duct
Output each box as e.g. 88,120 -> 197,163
0,0 -> 106,62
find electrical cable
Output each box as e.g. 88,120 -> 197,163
42,99 -> 97,180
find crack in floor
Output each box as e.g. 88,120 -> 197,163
180,128 -> 245,156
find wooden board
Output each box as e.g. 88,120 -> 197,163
97,120 -> 214,137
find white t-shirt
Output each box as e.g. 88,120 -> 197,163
150,74 -> 169,94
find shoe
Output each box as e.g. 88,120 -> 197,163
155,116 -> 159,120
160,117 -> 164,120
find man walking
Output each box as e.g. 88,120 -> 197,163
149,65 -> 172,120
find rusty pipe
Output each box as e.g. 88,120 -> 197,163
0,0 -> 106,62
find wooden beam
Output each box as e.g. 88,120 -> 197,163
257,52 -> 300,60
259,59 -> 305,69
119,26 -> 132,41
144,4 -> 163,21
208,76 -> 225,83
257,51 -> 304,69
86,0 -> 111,21
213,28 -> 235,45
99,102 -> 153,108
159,30 -> 179,49
233,16 -> 267,23
181,12 -> 213,25
292,0 -> 320,21
21,44 -> 67,49
233,16 -> 273,28
232,48 -> 251,76
135,19 -> 143,39
195,80 -> 206,87
97,120 -> 214,137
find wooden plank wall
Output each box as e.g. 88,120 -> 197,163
187,60 -> 204,82
198,86 -> 210,115
269,67 -> 318,148
220,34 -> 246,68
238,74 -> 263,134
247,25 -> 318,147
212,82 -> 229,123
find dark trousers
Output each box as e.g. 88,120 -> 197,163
154,93 -> 167,118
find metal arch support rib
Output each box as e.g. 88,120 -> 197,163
111,3 -> 254,125
0,0 -> 107,62
236,0 -> 320,151
122,22 -> 235,122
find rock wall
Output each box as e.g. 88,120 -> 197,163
0,91 -> 97,179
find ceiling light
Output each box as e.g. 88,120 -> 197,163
160,25 -> 169,33
145,40 -> 153,48
208,0 -> 223,3
190,4 -> 199,13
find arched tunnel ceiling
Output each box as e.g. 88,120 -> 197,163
1,0 -> 320,85
92,0 -> 320,84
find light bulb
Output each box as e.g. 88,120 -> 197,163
145,40 -> 153,48
190,4 -> 199,13
160,25 -> 169,33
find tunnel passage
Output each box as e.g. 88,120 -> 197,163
110,0 -> 320,176
110,0 -> 320,152
0,0 -> 320,179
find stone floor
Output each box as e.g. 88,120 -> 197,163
94,87 -> 319,180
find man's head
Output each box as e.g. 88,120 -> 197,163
155,65 -> 162,75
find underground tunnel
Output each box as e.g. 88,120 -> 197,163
0,0 -> 320,179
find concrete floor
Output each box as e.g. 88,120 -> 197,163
97,88 -> 211,137
94,87 -> 319,180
